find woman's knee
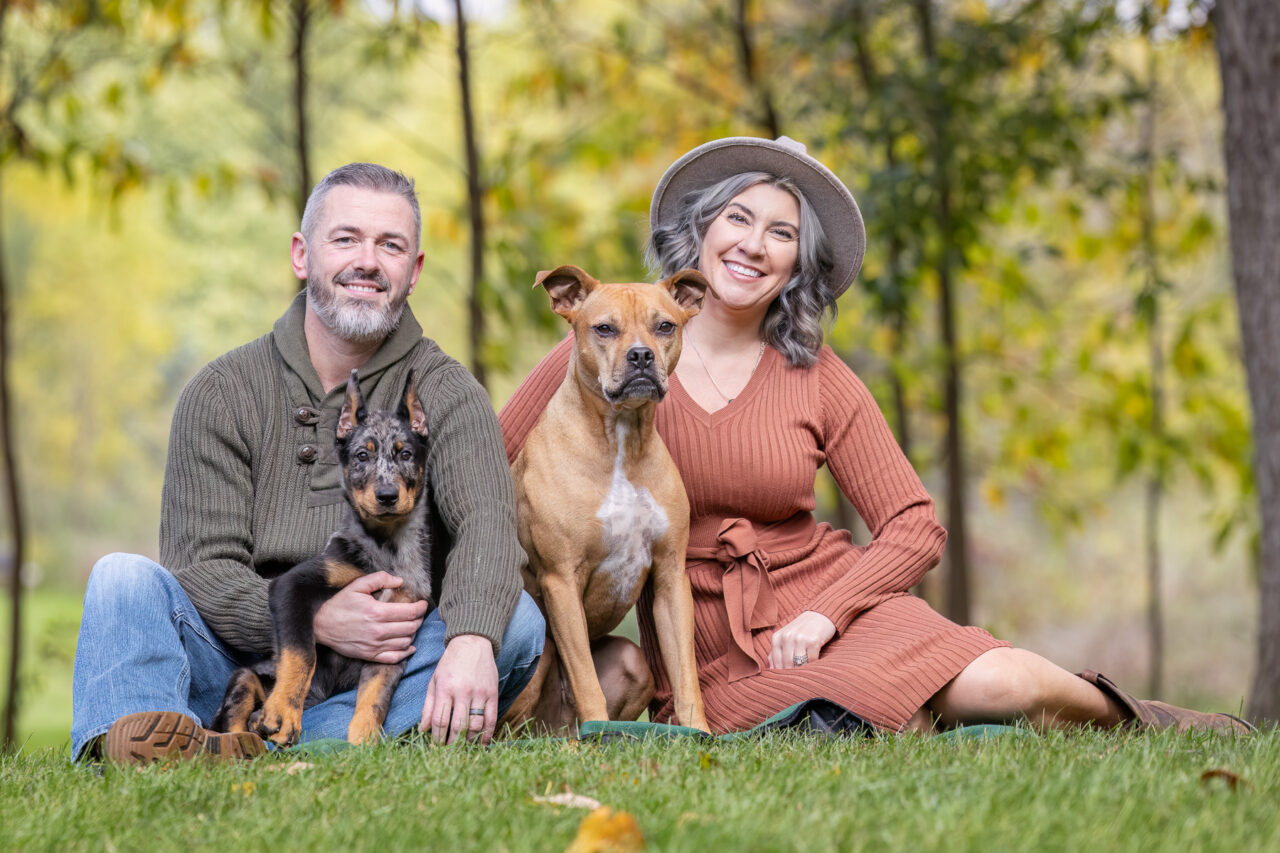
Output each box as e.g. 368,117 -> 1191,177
934,648 -> 1046,718
593,636 -> 655,698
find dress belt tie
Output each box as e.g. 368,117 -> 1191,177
687,517 -> 778,682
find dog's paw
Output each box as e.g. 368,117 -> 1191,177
254,701 -> 302,746
347,713 -> 384,746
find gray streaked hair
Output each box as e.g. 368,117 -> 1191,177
300,163 -> 422,248
645,171 -> 837,367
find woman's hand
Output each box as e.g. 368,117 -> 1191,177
769,610 -> 836,669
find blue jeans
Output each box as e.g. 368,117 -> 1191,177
71,553 -> 544,760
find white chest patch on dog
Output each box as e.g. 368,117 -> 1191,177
596,423 -> 669,597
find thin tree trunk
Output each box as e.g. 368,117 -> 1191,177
454,0 -> 487,389
291,0 -> 312,237
733,0 -> 780,139
0,0 -> 25,753
1139,40 -> 1164,700
914,0 -> 969,623
0,172 -> 22,755
1214,0 -> 1280,724
848,0 -> 921,599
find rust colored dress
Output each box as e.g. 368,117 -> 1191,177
499,337 -> 1007,733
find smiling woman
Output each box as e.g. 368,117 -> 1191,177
500,136 -> 1255,737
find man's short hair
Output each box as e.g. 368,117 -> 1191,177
300,163 -> 422,249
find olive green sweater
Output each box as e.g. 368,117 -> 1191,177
160,293 -> 523,656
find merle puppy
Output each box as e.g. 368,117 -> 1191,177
213,369 -> 433,746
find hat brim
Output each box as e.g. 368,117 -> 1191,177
649,137 -> 865,297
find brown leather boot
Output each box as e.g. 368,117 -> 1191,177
103,711 -> 267,764
1079,670 -> 1255,734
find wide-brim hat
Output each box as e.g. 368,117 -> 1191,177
650,136 -> 866,296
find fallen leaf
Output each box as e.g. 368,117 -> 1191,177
264,761 -> 315,775
565,806 -> 645,853
533,792 -> 603,809
1200,769 -> 1249,791
231,781 -> 256,797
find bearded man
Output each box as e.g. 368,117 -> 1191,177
71,163 -> 543,763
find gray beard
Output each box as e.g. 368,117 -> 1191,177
307,273 -> 406,344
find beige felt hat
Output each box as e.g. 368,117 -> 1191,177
649,136 -> 866,296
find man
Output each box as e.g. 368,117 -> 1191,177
71,163 -> 543,762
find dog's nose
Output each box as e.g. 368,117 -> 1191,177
375,487 -> 400,506
627,346 -> 654,369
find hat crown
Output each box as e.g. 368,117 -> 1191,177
774,136 -> 807,155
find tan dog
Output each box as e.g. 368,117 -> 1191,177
503,264 -> 710,733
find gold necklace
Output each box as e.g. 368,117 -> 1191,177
686,335 -> 766,403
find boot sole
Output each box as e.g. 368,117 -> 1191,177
104,711 -> 267,764
104,711 -> 205,764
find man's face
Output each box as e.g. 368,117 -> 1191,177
292,185 -> 425,344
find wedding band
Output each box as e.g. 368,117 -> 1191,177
793,654 -> 808,665
468,707 -> 486,715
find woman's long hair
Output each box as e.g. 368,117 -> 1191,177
646,171 -> 838,367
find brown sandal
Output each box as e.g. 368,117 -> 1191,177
1079,670 -> 1255,734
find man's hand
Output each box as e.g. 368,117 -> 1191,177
768,610 -> 836,670
419,634 -> 498,745
313,572 -> 428,663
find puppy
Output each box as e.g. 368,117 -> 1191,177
214,370 -> 432,746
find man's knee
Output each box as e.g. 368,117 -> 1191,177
496,591 -> 545,673
83,553 -> 174,612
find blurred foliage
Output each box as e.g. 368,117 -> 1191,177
0,0 -> 1255,611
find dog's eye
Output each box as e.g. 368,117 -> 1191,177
354,449 -> 370,462
592,324 -> 616,338
399,448 -> 414,461
656,321 -> 676,335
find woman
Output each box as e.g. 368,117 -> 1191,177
500,136 -> 1252,735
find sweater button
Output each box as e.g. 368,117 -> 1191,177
297,444 -> 318,463
295,406 -> 319,425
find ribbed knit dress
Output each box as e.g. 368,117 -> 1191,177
500,336 -> 1007,733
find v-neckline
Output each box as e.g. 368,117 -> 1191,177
670,345 -> 777,427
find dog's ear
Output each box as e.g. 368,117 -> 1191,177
337,370 -> 365,440
534,265 -> 598,322
659,268 -> 709,318
399,369 -> 428,438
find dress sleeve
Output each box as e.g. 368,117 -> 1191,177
161,365 -> 274,654
804,349 -> 948,632
497,334 -> 573,463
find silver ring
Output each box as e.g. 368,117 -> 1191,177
468,707 -> 486,715
793,654 -> 808,665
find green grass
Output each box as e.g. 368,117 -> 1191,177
0,587 -> 82,752
2,728 -> 1276,851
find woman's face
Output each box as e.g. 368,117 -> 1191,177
697,182 -> 801,319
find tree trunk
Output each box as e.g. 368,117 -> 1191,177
733,0 -> 780,139
914,0 -> 969,623
0,0 -> 26,754
291,0 -> 312,236
1139,40 -> 1164,700
454,0 -> 487,390
1214,0 -> 1280,724
848,0 -> 922,599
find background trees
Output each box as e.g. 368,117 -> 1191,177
1,0 -> 1271,746
1214,0 -> 1280,724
